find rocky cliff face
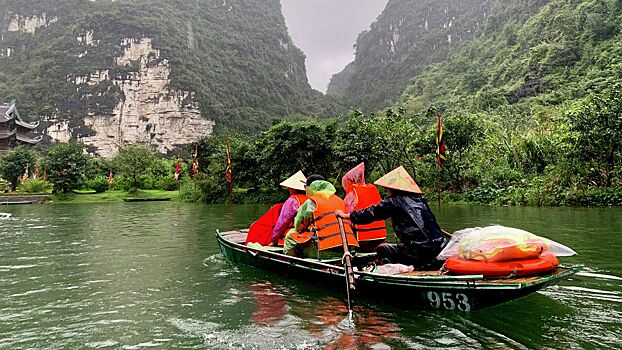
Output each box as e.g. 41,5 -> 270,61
48,37 -> 214,158
0,0 -> 335,157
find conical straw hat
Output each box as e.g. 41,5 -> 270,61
279,170 -> 306,191
373,166 -> 422,194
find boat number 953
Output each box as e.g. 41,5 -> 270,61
426,291 -> 471,311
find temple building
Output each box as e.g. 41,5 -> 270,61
0,101 -> 42,154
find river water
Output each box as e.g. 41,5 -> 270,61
0,203 -> 620,349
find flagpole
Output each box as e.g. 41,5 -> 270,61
437,161 -> 442,208
435,112 -> 445,208
108,168 -> 112,201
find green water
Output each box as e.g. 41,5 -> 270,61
0,203 -> 620,349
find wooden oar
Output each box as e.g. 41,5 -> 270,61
441,229 -> 453,240
337,216 -> 356,321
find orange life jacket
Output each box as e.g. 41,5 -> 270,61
277,193 -> 308,246
351,184 -> 387,242
291,194 -> 359,250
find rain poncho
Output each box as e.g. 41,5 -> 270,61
349,193 -> 445,265
269,196 -> 301,245
342,162 -> 365,213
293,180 -> 336,233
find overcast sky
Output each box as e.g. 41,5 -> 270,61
281,0 -> 388,93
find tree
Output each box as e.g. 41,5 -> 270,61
0,146 -> 38,190
441,113 -> 485,190
45,142 -> 89,193
564,88 -> 622,187
256,120 -> 336,187
112,145 -> 157,189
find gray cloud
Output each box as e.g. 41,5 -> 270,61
281,0 -> 388,92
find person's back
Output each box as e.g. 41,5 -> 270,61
337,165 -> 446,267
285,176 -> 358,258
384,192 -> 444,253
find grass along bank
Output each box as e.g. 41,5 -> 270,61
48,190 -> 179,204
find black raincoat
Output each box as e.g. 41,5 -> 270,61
349,192 -> 446,264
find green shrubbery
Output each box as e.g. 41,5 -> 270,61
17,179 -> 48,194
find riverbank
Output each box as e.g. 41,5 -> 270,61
4,185 -> 621,207
47,190 -> 179,204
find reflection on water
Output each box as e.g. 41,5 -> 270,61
0,203 -> 620,349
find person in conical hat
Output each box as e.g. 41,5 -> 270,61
268,171 -> 309,246
336,166 -> 446,268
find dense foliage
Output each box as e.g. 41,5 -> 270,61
0,0 -> 340,131
45,141 -> 88,193
113,145 -> 157,190
0,146 -> 37,190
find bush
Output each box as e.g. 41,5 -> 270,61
18,179 -> 47,194
87,175 -> 110,193
157,176 -> 179,191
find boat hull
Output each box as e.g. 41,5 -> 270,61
216,230 -> 578,311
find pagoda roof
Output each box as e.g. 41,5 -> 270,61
0,128 -> 16,139
0,113 -> 15,123
15,119 -> 39,129
16,133 -> 42,144
1,102 -> 39,127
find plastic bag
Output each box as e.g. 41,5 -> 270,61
374,263 -> 414,275
436,225 -> 576,261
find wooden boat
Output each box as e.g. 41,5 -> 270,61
122,197 -> 171,202
216,229 -> 579,311
0,200 -> 33,205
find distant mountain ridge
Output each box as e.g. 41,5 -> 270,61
328,0 -> 622,117
0,0 -> 339,157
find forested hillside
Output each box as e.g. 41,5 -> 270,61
0,0 -> 339,153
329,0 -> 622,116
323,0 -> 621,205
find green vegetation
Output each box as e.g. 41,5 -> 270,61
45,141 -> 89,193
0,146 -> 37,190
1,93 -> 619,206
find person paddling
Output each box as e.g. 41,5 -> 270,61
284,174 -> 359,258
336,166 -> 446,268
268,170 -> 308,246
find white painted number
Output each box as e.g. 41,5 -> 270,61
427,291 -> 471,311
455,293 -> 472,311
441,292 -> 456,310
427,291 -> 441,309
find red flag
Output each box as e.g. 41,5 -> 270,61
174,160 -> 181,181
436,113 -> 447,165
225,138 -> 232,193
192,145 -> 199,175
108,169 -> 113,186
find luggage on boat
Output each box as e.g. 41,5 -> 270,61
438,225 -> 575,277
437,225 -> 576,262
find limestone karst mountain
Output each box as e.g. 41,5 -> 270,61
0,0 -> 339,157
